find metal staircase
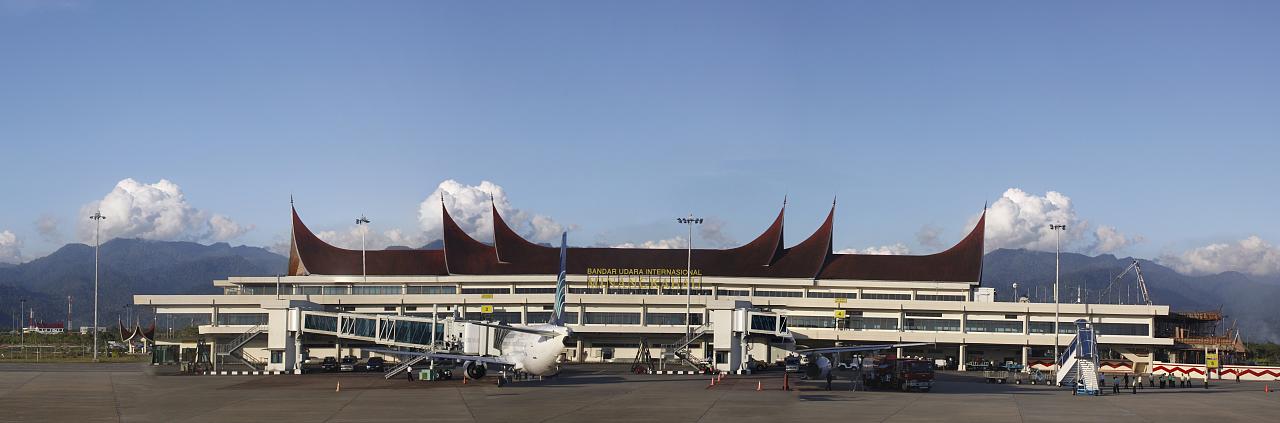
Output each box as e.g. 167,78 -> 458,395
384,354 -> 430,379
661,323 -> 711,372
217,324 -> 266,371
1054,319 -> 1101,395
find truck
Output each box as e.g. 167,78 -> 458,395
864,358 -> 935,392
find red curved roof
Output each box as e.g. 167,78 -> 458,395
287,200 -> 985,283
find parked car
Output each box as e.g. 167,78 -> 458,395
339,356 -> 357,372
357,357 -> 386,372
320,357 -> 338,372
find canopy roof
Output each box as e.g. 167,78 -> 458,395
288,199 -> 985,283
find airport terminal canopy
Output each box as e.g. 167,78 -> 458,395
287,199 -> 985,284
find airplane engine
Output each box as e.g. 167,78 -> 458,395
464,361 -> 487,379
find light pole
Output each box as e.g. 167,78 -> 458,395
1012,282 -> 1018,302
677,215 -> 703,341
19,299 -> 25,354
1049,223 -> 1066,377
356,215 -> 371,283
90,210 -> 105,362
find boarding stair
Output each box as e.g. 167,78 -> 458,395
1054,319 -> 1101,395
661,323 -> 711,372
217,324 -> 266,371
384,354 -> 430,379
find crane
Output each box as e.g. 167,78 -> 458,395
1097,259 -> 1153,305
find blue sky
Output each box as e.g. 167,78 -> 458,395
1,1 -> 1277,274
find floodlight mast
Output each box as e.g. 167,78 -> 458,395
677,215 -> 703,341
90,210 -> 106,362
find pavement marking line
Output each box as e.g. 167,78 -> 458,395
321,384 -> 370,423
455,386 -> 481,423
0,372 -> 43,398
109,372 -> 124,423
876,390 -> 925,423
693,387 -> 730,422
535,385 -> 638,423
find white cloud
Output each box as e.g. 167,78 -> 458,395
835,243 -> 911,255
916,224 -> 943,249
0,230 -> 22,263
313,225 -> 430,251
611,236 -> 687,249
1159,236 -> 1280,276
979,188 -> 1139,254
417,180 -> 573,244
34,214 -> 61,243
698,217 -> 736,248
78,178 -> 253,243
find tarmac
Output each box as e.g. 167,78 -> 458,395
1,362 -> 1278,422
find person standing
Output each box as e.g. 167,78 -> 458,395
1113,376 -> 1120,393
406,365 -> 414,382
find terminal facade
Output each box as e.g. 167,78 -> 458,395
135,200 -> 1173,374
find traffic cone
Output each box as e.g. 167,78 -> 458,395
335,381 -> 340,392
1265,384 -> 1271,393
757,381 -> 763,391
783,373 -> 791,391
707,377 -> 716,389
462,377 -> 467,385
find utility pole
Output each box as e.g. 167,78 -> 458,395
19,299 -> 25,355
1049,223 -> 1067,379
356,215 -> 371,283
90,210 -> 106,362
677,215 -> 703,341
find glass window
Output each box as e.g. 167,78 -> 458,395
754,290 -> 803,298
645,313 -> 703,326
569,287 -> 603,294
807,291 -> 856,299
514,287 -> 557,294
406,285 -> 455,295
1030,322 -> 1079,334
298,286 -> 323,295
904,318 -> 961,332
716,289 -> 749,297
461,287 -> 510,295
862,293 -> 912,300
583,312 -> 641,325
965,320 -> 1024,333
322,286 -> 349,295
787,316 -> 841,328
303,314 -> 337,332
483,312 -> 523,324
352,285 -> 402,295
217,313 -> 269,326
270,350 -> 283,364
750,315 -> 778,332
854,317 -> 900,331
239,285 -> 277,295
916,294 -> 966,301
1094,323 -> 1149,336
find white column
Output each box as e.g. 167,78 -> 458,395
1021,345 -> 1030,373
959,344 -> 968,371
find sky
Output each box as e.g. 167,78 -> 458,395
1,1 -> 1277,276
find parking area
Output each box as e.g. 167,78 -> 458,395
1,363 -> 1278,422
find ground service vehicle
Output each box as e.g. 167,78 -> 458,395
865,359 -> 935,392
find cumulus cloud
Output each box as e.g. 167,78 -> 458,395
611,236 -> 687,249
835,243 -> 911,255
0,230 -> 22,263
916,224 -> 943,249
979,188 -> 1140,254
78,178 -> 253,243
417,180 -> 573,243
1159,236 -> 1280,276
698,217 -> 737,248
34,214 -> 62,243
313,225 -> 430,251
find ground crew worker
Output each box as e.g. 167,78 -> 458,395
1123,373 -> 1130,388
406,365 -> 413,381
825,370 -> 833,391
1113,376 -> 1120,393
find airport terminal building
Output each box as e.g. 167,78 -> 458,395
135,200 -> 1172,374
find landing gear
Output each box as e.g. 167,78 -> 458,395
464,361 -> 487,379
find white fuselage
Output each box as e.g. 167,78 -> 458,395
496,324 -> 571,376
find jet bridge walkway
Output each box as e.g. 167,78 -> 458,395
299,311 -> 450,378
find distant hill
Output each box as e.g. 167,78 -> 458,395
3,242 -> 1275,342
0,239 -> 285,330
982,248 -> 1280,343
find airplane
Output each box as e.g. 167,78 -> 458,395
369,232 -> 573,380
792,342 -> 931,380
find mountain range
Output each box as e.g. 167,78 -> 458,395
2,240 -> 1276,342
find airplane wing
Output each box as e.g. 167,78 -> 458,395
461,320 -> 561,337
364,347 -> 515,366
795,342 -> 931,355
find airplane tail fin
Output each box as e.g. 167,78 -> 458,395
549,232 -> 567,326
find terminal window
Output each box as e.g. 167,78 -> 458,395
645,313 -> 703,326
754,290 -> 803,298
716,289 -> 749,297
583,312 -> 641,325
807,291 -> 856,299
904,318 -> 961,332
965,320 -> 1024,333
406,285 -> 456,295
515,287 -> 557,294
862,293 -> 912,300
462,287 -> 511,295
